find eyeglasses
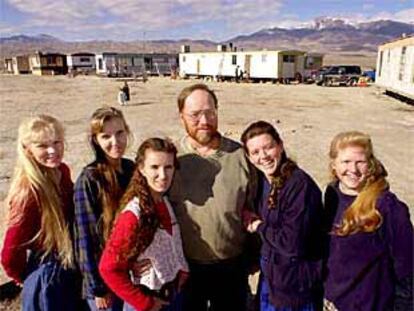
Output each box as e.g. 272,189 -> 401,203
183,109 -> 217,122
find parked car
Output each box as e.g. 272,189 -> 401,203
305,66 -> 331,84
316,65 -> 362,86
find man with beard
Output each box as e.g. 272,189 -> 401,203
169,83 -> 257,311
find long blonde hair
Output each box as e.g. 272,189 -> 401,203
329,131 -> 388,236
88,106 -> 131,241
7,114 -> 73,267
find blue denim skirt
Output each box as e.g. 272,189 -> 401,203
22,258 -> 81,311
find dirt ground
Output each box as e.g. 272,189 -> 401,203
0,74 -> 413,308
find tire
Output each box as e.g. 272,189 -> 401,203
347,78 -> 357,86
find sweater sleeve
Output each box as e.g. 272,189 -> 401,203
99,211 -> 154,311
381,193 -> 413,308
73,170 -> 108,297
1,197 -> 39,284
257,176 -> 322,257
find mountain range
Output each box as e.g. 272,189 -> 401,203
0,18 -> 413,58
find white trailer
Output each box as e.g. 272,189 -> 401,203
67,53 -> 96,74
376,35 -> 414,101
179,47 -> 306,81
96,53 -> 118,76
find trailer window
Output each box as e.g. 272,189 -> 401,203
182,56 -> 186,62
283,55 -> 295,63
398,46 -> 406,81
262,54 -> 267,63
378,51 -> 383,77
232,55 -> 237,65
47,56 -> 55,65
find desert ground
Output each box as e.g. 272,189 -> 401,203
0,74 -> 413,308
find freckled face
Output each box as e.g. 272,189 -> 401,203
245,133 -> 283,180
332,145 -> 369,195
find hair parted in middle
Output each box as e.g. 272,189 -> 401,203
329,131 -> 388,236
241,120 -> 297,209
88,105 -> 132,241
115,137 -> 178,261
177,83 -> 218,112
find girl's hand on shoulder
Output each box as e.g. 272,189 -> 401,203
247,219 -> 263,233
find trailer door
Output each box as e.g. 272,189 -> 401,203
244,55 -> 251,76
282,54 -> 295,78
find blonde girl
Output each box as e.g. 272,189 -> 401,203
323,131 -> 413,311
1,115 -> 80,310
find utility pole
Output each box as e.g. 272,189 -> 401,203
143,31 -> 146,53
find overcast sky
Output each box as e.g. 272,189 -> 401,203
0,0 -> 413,41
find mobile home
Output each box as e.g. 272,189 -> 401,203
4,58 -> 14,74
95,53 -> 118,76
95,53 -> 178,77
29,52 -> 68,75
67,53 -> 96,74
304,53 -> 324,79
376,35 -> 414,101
6,56 -> 31,74
147,53 -> 178,75
179,46 -> 306,81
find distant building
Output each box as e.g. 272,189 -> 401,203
4,58 -> 14,74
95,52 -> 178,77
95,52 -> 118,76
376,35 -> 414,100
148,53 -> 178,76
4,56 -> 31,74
304,53 -> 324,77
67,53 -> 96,74
29,52 -> 68,75
179,45 -> 310,81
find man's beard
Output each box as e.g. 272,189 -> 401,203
185,123 -> 219,145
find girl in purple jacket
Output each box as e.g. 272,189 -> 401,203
324,131 -> 413,311
241,121 -> 324,311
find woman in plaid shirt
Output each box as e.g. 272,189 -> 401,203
74,106 -> 135,310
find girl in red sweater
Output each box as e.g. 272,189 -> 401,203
1,115 -> 81,310
99,138 -> 189,311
